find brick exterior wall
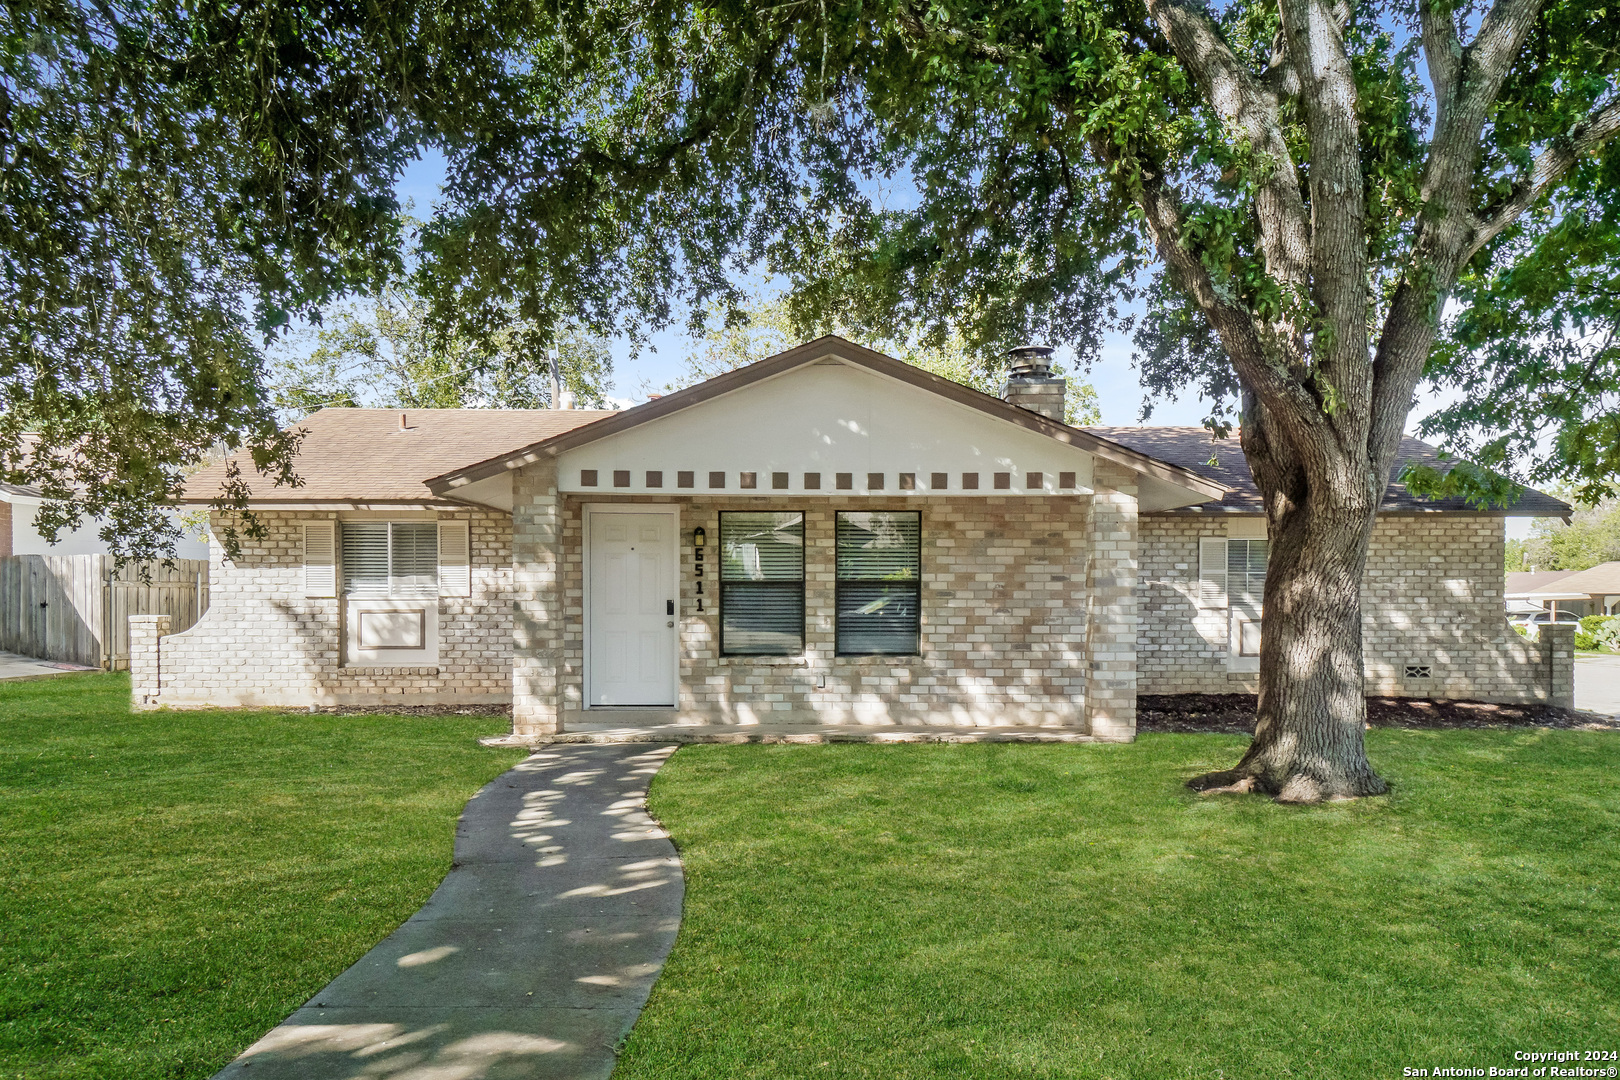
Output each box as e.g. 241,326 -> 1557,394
537,484 -> 1118,734
0,498 -> 11,557
1139,513 -> 1557,702
136,509 -> 513,708
128,474 -> 1564,724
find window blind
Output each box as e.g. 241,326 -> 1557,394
390,523 -> 439,599
342,523 -> 390,598
720,512 -> 804,655
342,522 -> 440,599
836,511 -> 921,655
1227,539 -> 1268,608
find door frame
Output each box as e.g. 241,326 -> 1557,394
581,503 -> 681,708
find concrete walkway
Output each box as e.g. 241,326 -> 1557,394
214,744 -> 683,1080
1576,654 -> 1620,717
0,650 -> 95,681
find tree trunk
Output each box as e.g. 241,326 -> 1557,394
1188,418 -> 1390,802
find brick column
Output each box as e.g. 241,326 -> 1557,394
129,614 -> 171,711
512,459 -> 563,737
1085,463 -> 1139,741
1542,623 -> 1575,710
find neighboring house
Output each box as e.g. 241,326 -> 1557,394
136,337 -> 1575,738
0,483 -> 209,559
1506,570 -> 1581,617
1513,563 -> 1620,618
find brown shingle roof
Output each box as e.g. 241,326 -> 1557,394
1506,570 -> 1578,596
182,408 -> 614,504
1527,561 -> 1620,597
1079,427 -> 1572,516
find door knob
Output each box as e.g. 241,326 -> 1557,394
666,621 -> 674,628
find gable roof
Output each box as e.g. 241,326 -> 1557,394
1080,427 -> 1572,516
1526,561 -> 1620,597
181,408 -> 614,505
426,336 -> 1228,502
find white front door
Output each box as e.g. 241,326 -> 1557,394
587,509 -> 677,706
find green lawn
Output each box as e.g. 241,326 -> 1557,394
619,731 -> 1620,1080
5,676 -> 1617,1080
0,673 -> 524,1080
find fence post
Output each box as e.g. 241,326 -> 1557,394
129,614 -> 171,711
1542,623 -> 1575,710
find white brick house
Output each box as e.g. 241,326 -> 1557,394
134,337 -> 1574,738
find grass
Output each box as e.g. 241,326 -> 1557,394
0,673 -> 525,1080
619,730 -> 1620,1080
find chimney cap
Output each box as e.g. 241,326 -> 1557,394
1007,344 -> 1055,377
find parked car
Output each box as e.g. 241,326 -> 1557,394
1510,609 -> 1584,637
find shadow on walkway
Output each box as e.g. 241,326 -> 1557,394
213,743 -> 682,1080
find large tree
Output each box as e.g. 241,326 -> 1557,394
0,0 -> 541,556
410,0 -> 1619,800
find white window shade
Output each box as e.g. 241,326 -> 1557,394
1198,538 -> 1228,606
438,522 -> 471,597
303,522 -> 336,597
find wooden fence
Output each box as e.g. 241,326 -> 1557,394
0,555 -> 210,669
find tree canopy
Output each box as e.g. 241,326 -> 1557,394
1508,493 -> 1620,571
0,0 -> 531,556
265,283 -> 615,420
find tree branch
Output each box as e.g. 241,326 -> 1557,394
1143,0 -> 1312,297
1121,154 -> 1327,450
1465,97 -> 1620,262
1369,0 -> 1551,474
1419,0 -> 1462,130
1274,0 -> 1370,432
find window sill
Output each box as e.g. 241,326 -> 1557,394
342,665 -> 441,675
718,655 -> 809,666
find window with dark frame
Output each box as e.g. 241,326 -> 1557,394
719,511 -> 805,656
836,511 -> 921,655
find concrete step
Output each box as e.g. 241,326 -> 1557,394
485,723 -> 1099,747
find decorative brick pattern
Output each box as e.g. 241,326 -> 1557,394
1138,513 -> 1563,703
545,491 -> 1098,730
131,509 -> 513,708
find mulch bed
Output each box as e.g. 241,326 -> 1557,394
307,698 -> 1616,732
1139,693 -> 1620,734
312,704 -> 515,717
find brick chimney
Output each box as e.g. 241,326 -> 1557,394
1002,345 -> 1066,422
